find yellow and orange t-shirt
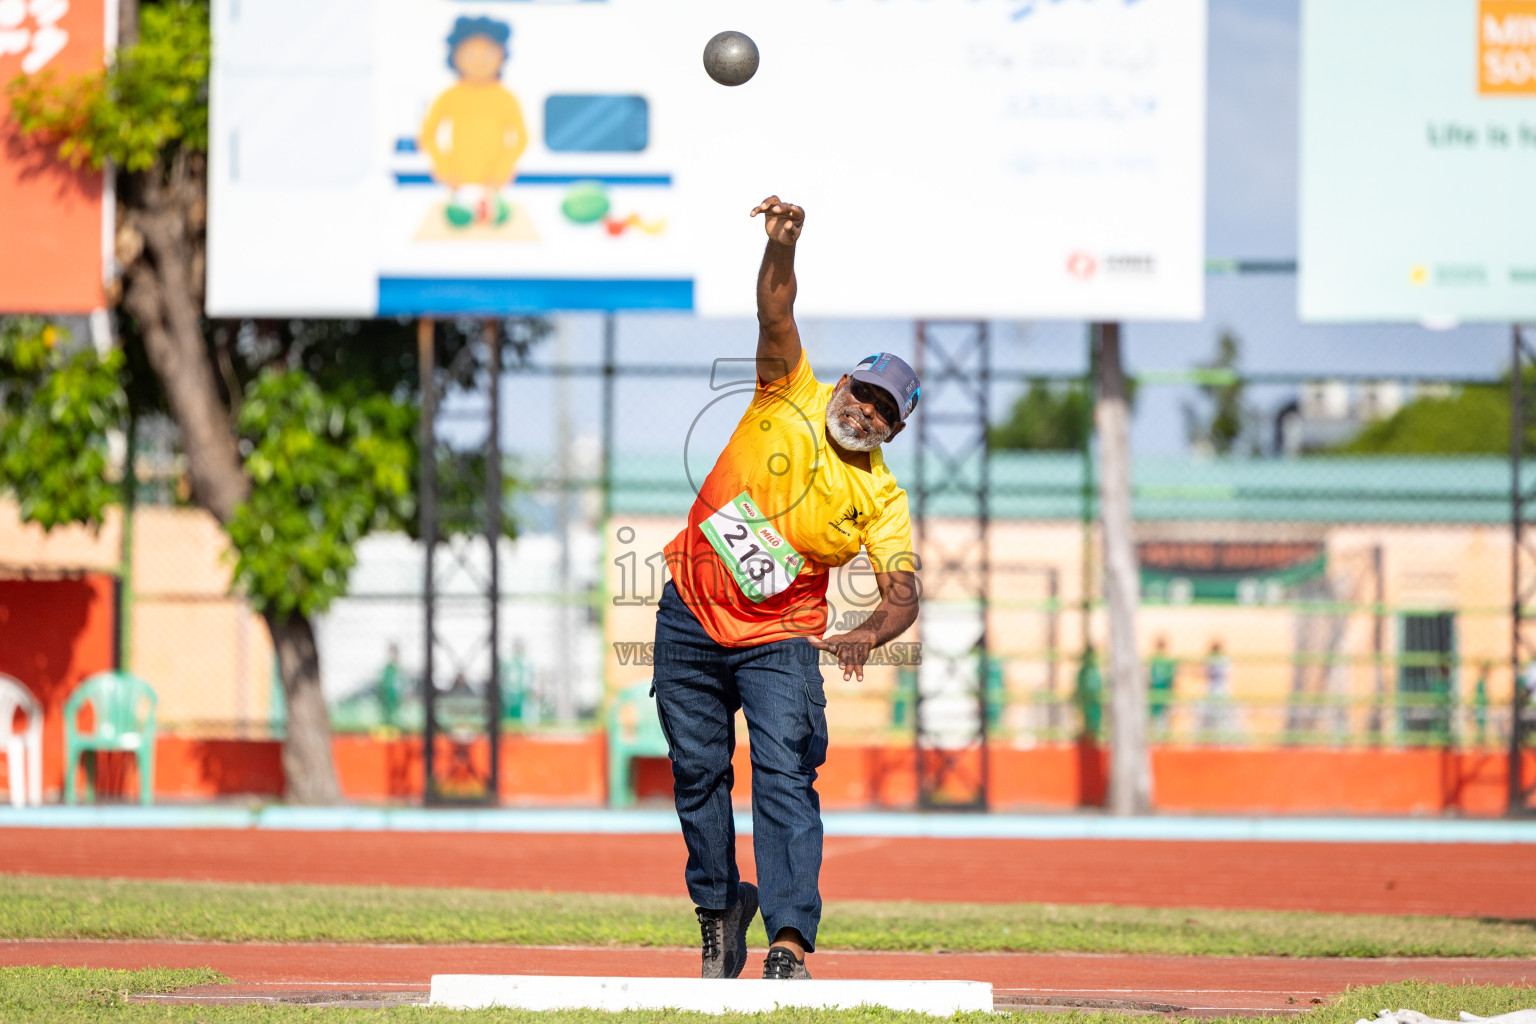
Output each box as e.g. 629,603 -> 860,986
664,352 -> 913,647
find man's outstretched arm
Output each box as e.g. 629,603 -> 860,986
751,195 -> 804,385
809,571 -> 920,682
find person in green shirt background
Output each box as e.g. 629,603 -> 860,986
378,643 -> 405,730
1074,645 -> 1103,741
1148,635 -> 1175,734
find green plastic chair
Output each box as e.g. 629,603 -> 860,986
607,681 -> 669,808
64,671 -> 158,805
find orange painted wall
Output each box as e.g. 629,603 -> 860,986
0,575 -> 117,797
1149,746 -> 1524,817
141,733 -> 606,805
617,741 -> 1531,816
638,742 -> 1108,810
0,0 -> 106,313
54,728 -> 1536,818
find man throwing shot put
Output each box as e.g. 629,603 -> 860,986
655,196 -> 922,981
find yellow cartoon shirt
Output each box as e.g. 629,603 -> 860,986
664,352 -> 913,647
419,82 -> 528,186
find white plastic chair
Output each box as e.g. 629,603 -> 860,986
0,675 -> 43,807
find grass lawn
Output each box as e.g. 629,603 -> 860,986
1,970 -> 1533,1024
3,875 -> 1536,957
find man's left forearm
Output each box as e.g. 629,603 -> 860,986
855,598 -> 918,648
811,568 -> 919,680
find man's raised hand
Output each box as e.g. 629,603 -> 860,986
751,195 -> 804,246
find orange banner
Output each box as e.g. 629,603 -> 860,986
0,0 -> 106,314
1479,0 -> 1536,95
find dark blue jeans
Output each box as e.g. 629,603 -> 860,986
651,580 -> 829,952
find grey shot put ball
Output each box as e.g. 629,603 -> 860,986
703,30 -> 759,87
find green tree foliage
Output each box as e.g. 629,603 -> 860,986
992,382 -> 1092,451
1335,384 -> 1510,455
6,3 -> 543,615
0,319 -> 126,530
4,0 -> 544,803
992,374 -> 1140,452
214,316 -> 536,557
6,0 -> 209,171
229,370 -> 415,619
1184,330 -> 1254,455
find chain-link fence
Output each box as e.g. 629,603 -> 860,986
114,418 -> 281,738
529,268 -> 1524,754
30,267 -> 1524,756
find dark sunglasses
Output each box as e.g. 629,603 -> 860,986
850,380 -> 899,424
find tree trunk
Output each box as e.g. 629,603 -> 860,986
117,0 -> 138,48
121,157 -> 249,523
265,612 -> 341,805
119,155 -> 340,804
1095,323 -> 1152,814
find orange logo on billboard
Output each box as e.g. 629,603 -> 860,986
1066,251 -> 1097,280
1480,0 -> 1536,94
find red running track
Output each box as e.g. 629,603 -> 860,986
0,828 -> 1531,917
4,941 -> 1533,1013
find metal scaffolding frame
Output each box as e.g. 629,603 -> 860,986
912,321 -> 991,810
1509,323 -> 1535,816
418,318 -> 503,806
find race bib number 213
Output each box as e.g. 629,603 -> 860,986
698,491 -> 804,603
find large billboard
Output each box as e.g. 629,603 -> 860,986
0,0 -> 107,314
1300,0 -> 1536,323
208,0 -> 1206,320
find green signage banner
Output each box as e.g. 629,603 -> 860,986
1138,541 -> 1327,605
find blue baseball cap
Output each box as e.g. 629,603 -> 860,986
850,352 -> 921,423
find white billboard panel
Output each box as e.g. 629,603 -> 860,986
1300,0 -> 1536,323
209,0 -> 1206,319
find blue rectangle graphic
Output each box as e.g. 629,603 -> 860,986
544,95 -> 649,152
393,172 -> 672,187
378,277 -> 694,314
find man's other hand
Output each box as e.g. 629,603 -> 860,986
751,195 -> 804,246
809,628 -> 878,682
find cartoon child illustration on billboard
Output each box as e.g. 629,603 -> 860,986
419,16 -> 528,231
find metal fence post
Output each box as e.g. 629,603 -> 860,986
485,319 -> 502,800
912,320 -> 991,810
418,317 -> 438,802
1511,322 -> 1534,816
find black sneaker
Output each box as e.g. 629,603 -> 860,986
762,945 -> 811,980
697,881 -> 759,979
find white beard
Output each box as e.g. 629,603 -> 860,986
825,388 -> 889,452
